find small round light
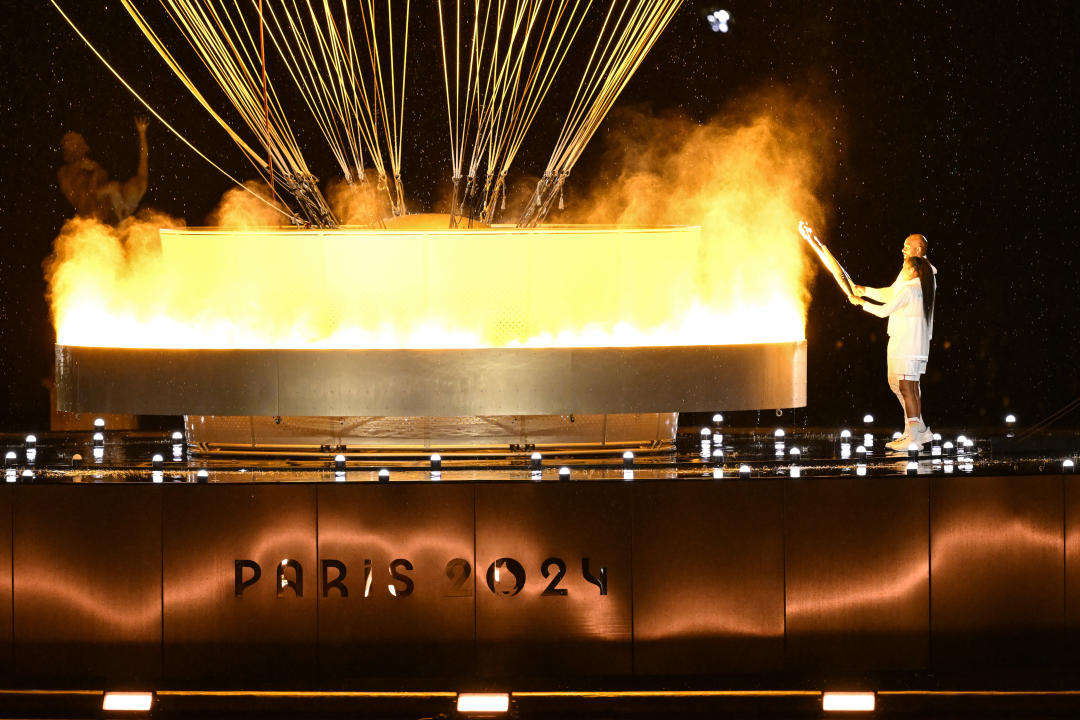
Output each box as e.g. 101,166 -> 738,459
94,418 -> 105,430
856,464 -> 867,476
957,434 -> 968,446
943,441 -> 955,454
558,466 -> 571,481
20,470 -> 33,482
906,460 -> 919,475
856,445 -> 867,458
93,432 -> 104,447
712,466 -> 723,479
892,431 -> 903,441
378,468 -> 390,482
622,451 -> 634,469
151,454 -> 163,470
430,453 -> 442,469
774,428 -> 785,439
863,414 -> 874,425
840,429 -> 852,440
1065,459 -> 1075,473
738,464 -> 751,478
196,469 -> 209,483
863,432 -> 873,446
789,447 -> 801,458
530,452 -> 542,470
171,431 -> 184,442
4,451 -> 14,467
700,427 -> 712,437
712,413 -> 724,424
25,435 -> 36,448
908,442 -> 920,459
1005,414 -> 1017,424
334,454 -> 346,471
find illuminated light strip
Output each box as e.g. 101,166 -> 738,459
153,691 -> 456,698
512,690 -> 820,698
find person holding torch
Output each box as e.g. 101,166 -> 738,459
849,234 -> 937,452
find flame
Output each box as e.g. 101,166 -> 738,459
46,96 -> 828,351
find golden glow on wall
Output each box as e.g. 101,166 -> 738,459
50,215 -> 805,350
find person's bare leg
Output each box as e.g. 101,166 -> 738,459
888,373 -> 907,429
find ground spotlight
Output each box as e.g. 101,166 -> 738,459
334,454 -> 346,471
789,447 -> 801,478
907,443 -> 920,460
4,451 -> 14,468
378,468 -> 390,483
1005,413 -> 1017,425
822,691 -> 875,712
855,445 -> 867,460
839,429 -> 851,441
863,432 -> 873,449
529,451 -> 542,470
102,691 -> 154,712
739,464 -> 751,479
93,432 -> 104,448
862,414 -> 874,425
712,412 -> 724,426
906,460 -> 918,476
94,417 -> 105,431
456,692 -> 510,714
558,466 -> 571,482
943,441 -> 955,455
196,469 -> 209,483
1065,459 -> 1075,473
20,470 -> 33,483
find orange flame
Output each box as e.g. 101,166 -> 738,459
46,97 -> 829,351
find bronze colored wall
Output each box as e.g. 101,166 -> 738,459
0,477 -> 1072,689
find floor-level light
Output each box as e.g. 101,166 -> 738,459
862,414 -> 874,425
196,469 -> 209,483
906,460 -> 919,476
558,466 -> 571,482
378,468 -> 390,483
739,464 -> 751,479
1064,459 -> 1075,474
822,691 -> 875,712
457,692 -> 510,714
102,691 -> 154,712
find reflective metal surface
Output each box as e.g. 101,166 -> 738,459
475,483 -> 633,678
12,485 -> 162,686
317,483 -> 475,679
1066,476 -> 1080,661
930,475 -> 1064,669
56,341 -> 807,416
162,484 -> 318,687
786,476 -> 929,671
186,413 -> 678,449
632,480 -> 785,675
0,488 -> 11,680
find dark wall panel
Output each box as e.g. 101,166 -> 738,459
162,484 -> 317,687
786,476 -> 929,672
931,475 -> 1064,669
317,484 -> 476,681
1066,475 -> 1080,662
632,480 -> 785,675
0,487 -> 12,681
475,483 -> 633,678
13,485 -> 162,687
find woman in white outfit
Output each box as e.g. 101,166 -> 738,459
851,256 -> 936,451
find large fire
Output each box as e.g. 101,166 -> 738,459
47,100 -> 827,351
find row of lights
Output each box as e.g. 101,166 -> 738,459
100,690 -> 875,714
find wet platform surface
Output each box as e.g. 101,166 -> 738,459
2,423 -> 1076,483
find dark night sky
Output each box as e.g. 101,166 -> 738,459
1,1 -> 1077,432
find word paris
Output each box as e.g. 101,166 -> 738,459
235,556 -> 609,599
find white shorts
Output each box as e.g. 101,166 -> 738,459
888,356 -> 927,381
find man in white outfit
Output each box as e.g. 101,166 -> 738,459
853,234 -> 937,451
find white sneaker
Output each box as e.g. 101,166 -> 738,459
913,425 -> 934,446
886,432 -> 911,451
